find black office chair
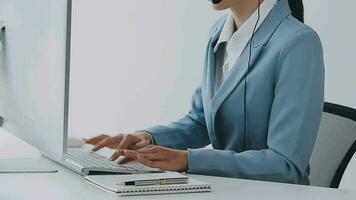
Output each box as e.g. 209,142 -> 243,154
309,102 -> 356,188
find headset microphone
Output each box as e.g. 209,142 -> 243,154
211,0 -> 222,5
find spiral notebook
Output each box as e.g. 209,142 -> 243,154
85,172 -> 211,196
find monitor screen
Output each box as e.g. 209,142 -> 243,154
0,0 -> 72,161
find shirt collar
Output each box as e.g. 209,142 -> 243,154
213,14 -> 236,53
213,0 -> 278,53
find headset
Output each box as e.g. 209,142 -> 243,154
244,0 -> 261,149
211,0 -> 223,4
209,0 -> 262,149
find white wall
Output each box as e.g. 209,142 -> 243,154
304,0 -> 356,109
68,0 -> 226,138
69,0 -> 356,138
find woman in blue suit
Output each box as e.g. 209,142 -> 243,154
87,0 -> 324,184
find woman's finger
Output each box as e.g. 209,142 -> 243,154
110,149 -> 138,161
137,153 -> 165,161
132,141 -> 150,150
91,138 -> 110,152
136,145 -> 161,154
84,134 -> 109,145
117,135 -> 139,150
110,149 -> 125,161
118,157 -> 135,164
136,155 -> 162,168
92,135 -> 122,151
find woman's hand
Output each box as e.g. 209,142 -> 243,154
84,132 -> 153,162
114,145 -> 188,172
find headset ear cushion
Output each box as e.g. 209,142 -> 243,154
212,0 -> 222,5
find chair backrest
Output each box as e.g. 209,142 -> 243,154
309,102 -> 356,188
337,141 -> 356,190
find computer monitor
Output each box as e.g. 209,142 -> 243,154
0,0 -> 72,161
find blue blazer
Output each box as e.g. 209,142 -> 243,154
146,0 -> 325,184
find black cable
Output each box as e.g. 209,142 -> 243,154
243,0 -> 261,149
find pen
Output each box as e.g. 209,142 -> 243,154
118,177 -> 189,187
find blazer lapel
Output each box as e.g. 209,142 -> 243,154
203,17 -> 227,102
211,43 -> 265,112
209,0 -> 292,115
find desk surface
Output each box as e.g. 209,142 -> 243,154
0,128 -> 355,200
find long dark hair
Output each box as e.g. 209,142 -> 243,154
288,0 -> 304,23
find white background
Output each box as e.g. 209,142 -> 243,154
68,0 -> 356,139
304,0 -> 356,110
68,0 -> 225,138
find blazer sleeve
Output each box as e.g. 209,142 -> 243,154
144,87 -> 210,150
187,29 -> 325,184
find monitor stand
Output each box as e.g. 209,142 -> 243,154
0,118 -> 58,174
0,157 -> 58,174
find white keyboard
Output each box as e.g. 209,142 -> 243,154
66,148 -> 137,171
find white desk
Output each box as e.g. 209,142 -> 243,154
0,128 -> 355,200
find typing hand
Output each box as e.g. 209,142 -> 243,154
113,145 -> 188,172
84,132 -> 153,163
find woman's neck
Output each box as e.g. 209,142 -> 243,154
230,0 -> 262,28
